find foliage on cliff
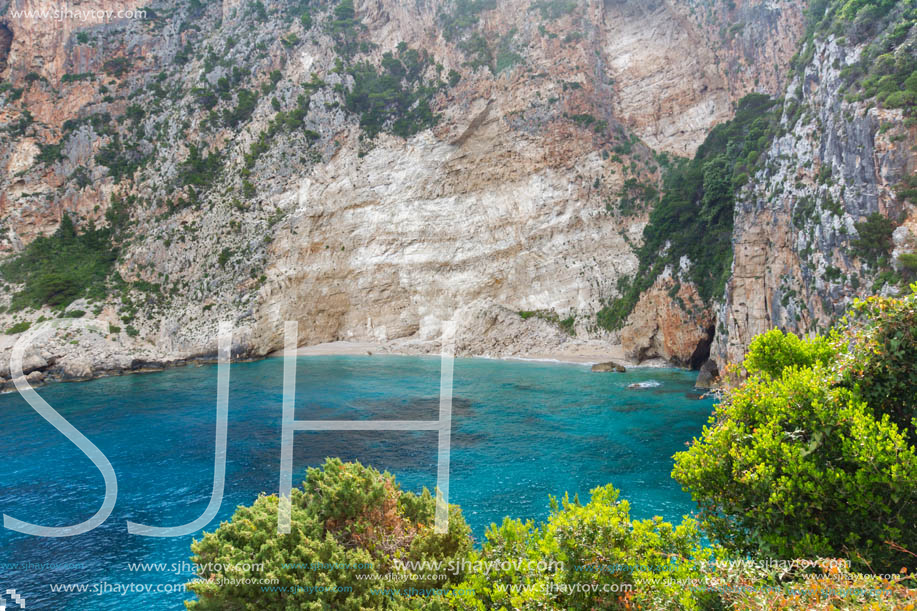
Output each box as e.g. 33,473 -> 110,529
598,94 -> 783,331
345,44 -> 443,139
802,0 -> 916,114
0,214 -> 117,311
673,286 -> 917,574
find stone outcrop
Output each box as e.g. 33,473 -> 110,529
712,36 -> 916,366
621,276 -> 715,368
694,359 -> 719,389
602,0 -> 804,155
591,361 -> 626,373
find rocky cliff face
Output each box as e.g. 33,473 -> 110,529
713,24 -> 916,366
0,0 -> 843,386
605,0 -> 804,155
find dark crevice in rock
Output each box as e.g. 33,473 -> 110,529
688,324 -> 715,370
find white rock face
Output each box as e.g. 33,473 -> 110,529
251,121 -> 635,352
0,0 -> 809,376
602,0 -> 803,155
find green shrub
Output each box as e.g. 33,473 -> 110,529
529,0 -> 577,20
450,485 -> 715,610
899,252 -> 917,275
673,289 -> 917,573
852,212 -> 895,265
191,87 -> 218,110
438,0 -> 496,42
102,57 -> 131,77
249,0 -> 267,21
95,134 -> 145,182
0,214 -> 117,311
459,31 -> 493,72
5,321 -> 32,335
217,248 -> 233,267
185,458 -> 472,610
330,0 -> 362,58
178,145 -> 222,188
61,72 -> 94,83
742,328 -> 835,379
896,173 -> 917,203
613,178 -> 658,216
222,89 -> 258,127
837,289 -> 917,439
36,142 -> 65,164
9,109 -> 33,137
345,46 -> 440,139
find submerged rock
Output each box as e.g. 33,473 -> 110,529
591,361 -> 627,373
695,359 -> 720,389
628,381 -> 661,390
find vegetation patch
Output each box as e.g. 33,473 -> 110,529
530,0 -> 577,20
178,145 -> 222,189
598,94 -> 782,330
519,309 -> 576,335
438,0 -> 496,42
344,44 -> 442,139
674,289 -> 917,573
0,215 -> 118,311
852,211 -> 895,266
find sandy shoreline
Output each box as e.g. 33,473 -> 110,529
1,340 -> 676,395
268,340 -> 670,368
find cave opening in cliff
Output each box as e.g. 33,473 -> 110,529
688,324 -> 716,370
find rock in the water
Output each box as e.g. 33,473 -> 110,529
695,359 -> 720,389
591,361 -> 626,373
628,380 -> 661,390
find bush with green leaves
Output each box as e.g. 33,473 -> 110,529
330,0 -> 363,58
0,214 -> 117,311
186,458 -> 472,610
448,485 -> 716,611
95,133 -> 146,182
345,45 -> 441,139
852,211 -> 896,265
438,0 -> 496,42
178,145 -> 222,189
673,288 -> 917,573
741,328 -> 835,379
835,289 -> 917,440
222,89 -> 259,128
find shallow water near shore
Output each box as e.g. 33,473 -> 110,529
0,356 -> 714,609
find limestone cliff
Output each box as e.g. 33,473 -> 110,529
0,0 -> 839,386
713,13 -> 917,366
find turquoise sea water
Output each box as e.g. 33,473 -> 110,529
0,356 -> 714,609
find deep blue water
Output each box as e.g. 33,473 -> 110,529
0,356 -> 713,609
